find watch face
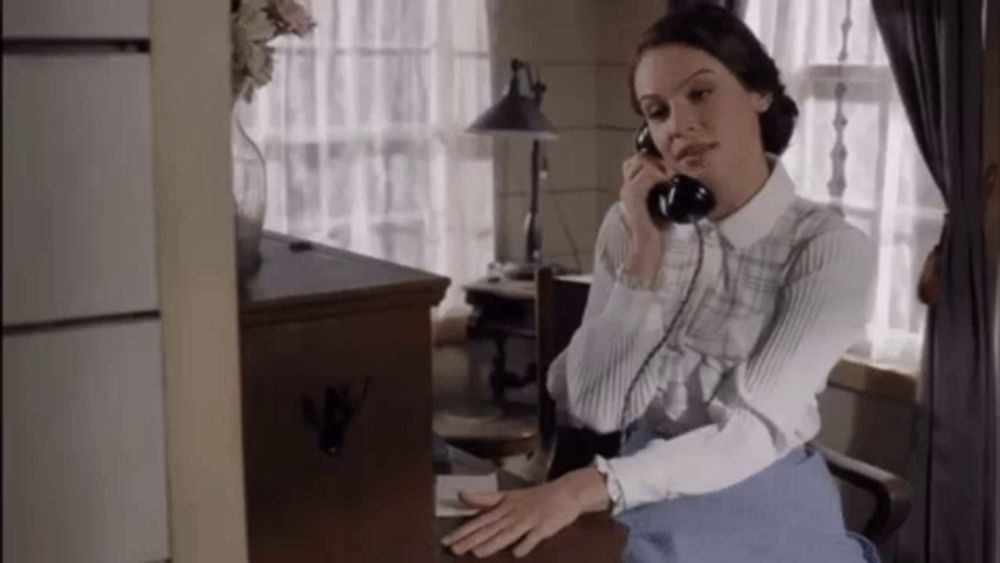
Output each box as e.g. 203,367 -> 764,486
595,456 -> 625,507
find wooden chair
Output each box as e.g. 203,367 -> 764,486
431,310 -> 540,464
533,266 -> 912,547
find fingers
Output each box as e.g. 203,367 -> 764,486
458,489 -> 504,508
638,153 -> 669,174
621,154 -> 669,182
441,502 -> 510,547
621,155 -> 642,182
618,167 -> 669,217
472,519 -> 534,558
621,157 -> 640,181
618,163 -> 670,246
450,515 -> 511,556
512,524 -> 556,559
442,484 -> 578,559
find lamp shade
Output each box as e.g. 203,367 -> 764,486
467,77 -> 557,140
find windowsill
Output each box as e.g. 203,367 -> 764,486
827,358 -> 918,404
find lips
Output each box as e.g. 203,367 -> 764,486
674,142 -> 717,161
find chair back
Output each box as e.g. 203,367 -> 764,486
534,267 -> 590,447
535,268 -> 621,480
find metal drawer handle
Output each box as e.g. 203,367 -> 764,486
301,377 -> 370,456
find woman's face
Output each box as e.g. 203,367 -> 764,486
633,44 -> 771,191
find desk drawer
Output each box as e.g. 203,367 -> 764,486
241,305 -> 435,562
3,53 -> 157,326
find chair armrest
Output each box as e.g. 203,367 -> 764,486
810,441 -> 913,545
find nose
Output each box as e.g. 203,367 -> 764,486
666,102 -> 697,142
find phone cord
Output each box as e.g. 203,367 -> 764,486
617,222 -> 705,449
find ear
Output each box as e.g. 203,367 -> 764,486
750,91 -> 773,113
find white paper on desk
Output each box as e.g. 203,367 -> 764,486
435,474 -> 498,518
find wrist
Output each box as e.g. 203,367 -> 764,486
625,245 -> 662,287
630,226 -> 662,250
560,467 -> 611,514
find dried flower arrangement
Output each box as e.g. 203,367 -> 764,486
231,0 -> 316,102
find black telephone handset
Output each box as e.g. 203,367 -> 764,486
635,124 -> 715,225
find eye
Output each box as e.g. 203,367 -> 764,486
643,103 -> 669,122
689,88 -> 712,103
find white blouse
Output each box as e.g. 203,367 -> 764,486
546,160 -> 875,513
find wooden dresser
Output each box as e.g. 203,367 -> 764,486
239,233 -> 449,562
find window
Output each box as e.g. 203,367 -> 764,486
237,0 -> 497,311
744,0 -> 946,375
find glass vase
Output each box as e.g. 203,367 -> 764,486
231,107 -> 267,278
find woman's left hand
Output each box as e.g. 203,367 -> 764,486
441,467 -> 610,559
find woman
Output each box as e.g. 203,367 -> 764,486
442,6 -> 877,562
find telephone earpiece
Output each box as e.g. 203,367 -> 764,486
635,124 -> 716,225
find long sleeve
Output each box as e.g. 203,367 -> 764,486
545,203 -> 673,431
602,225 -> 875,512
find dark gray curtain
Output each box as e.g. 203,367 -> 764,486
871,1 -> 996,562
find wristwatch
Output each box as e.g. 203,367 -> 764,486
593,455 -> 625,511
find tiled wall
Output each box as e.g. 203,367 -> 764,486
492,0 -> 665,273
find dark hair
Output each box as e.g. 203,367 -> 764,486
629,5 -> 798,155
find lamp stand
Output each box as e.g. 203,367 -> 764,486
504,139 -> 544,280
507,75 -> 547,280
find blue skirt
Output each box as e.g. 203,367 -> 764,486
613,425 -> 880,563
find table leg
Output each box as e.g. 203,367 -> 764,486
488,337 -> 539,405
489,335 -> 510,403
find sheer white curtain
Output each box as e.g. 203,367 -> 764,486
235,0 -> 497,312
743,0 -> 946,375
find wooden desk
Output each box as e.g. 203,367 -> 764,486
237,240 -> 615,561
433,445 -> 626,562
239,233 -> 449,562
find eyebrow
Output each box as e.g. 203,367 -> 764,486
638,68 -> 716,104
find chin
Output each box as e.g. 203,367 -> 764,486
677,156 -> 711,180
